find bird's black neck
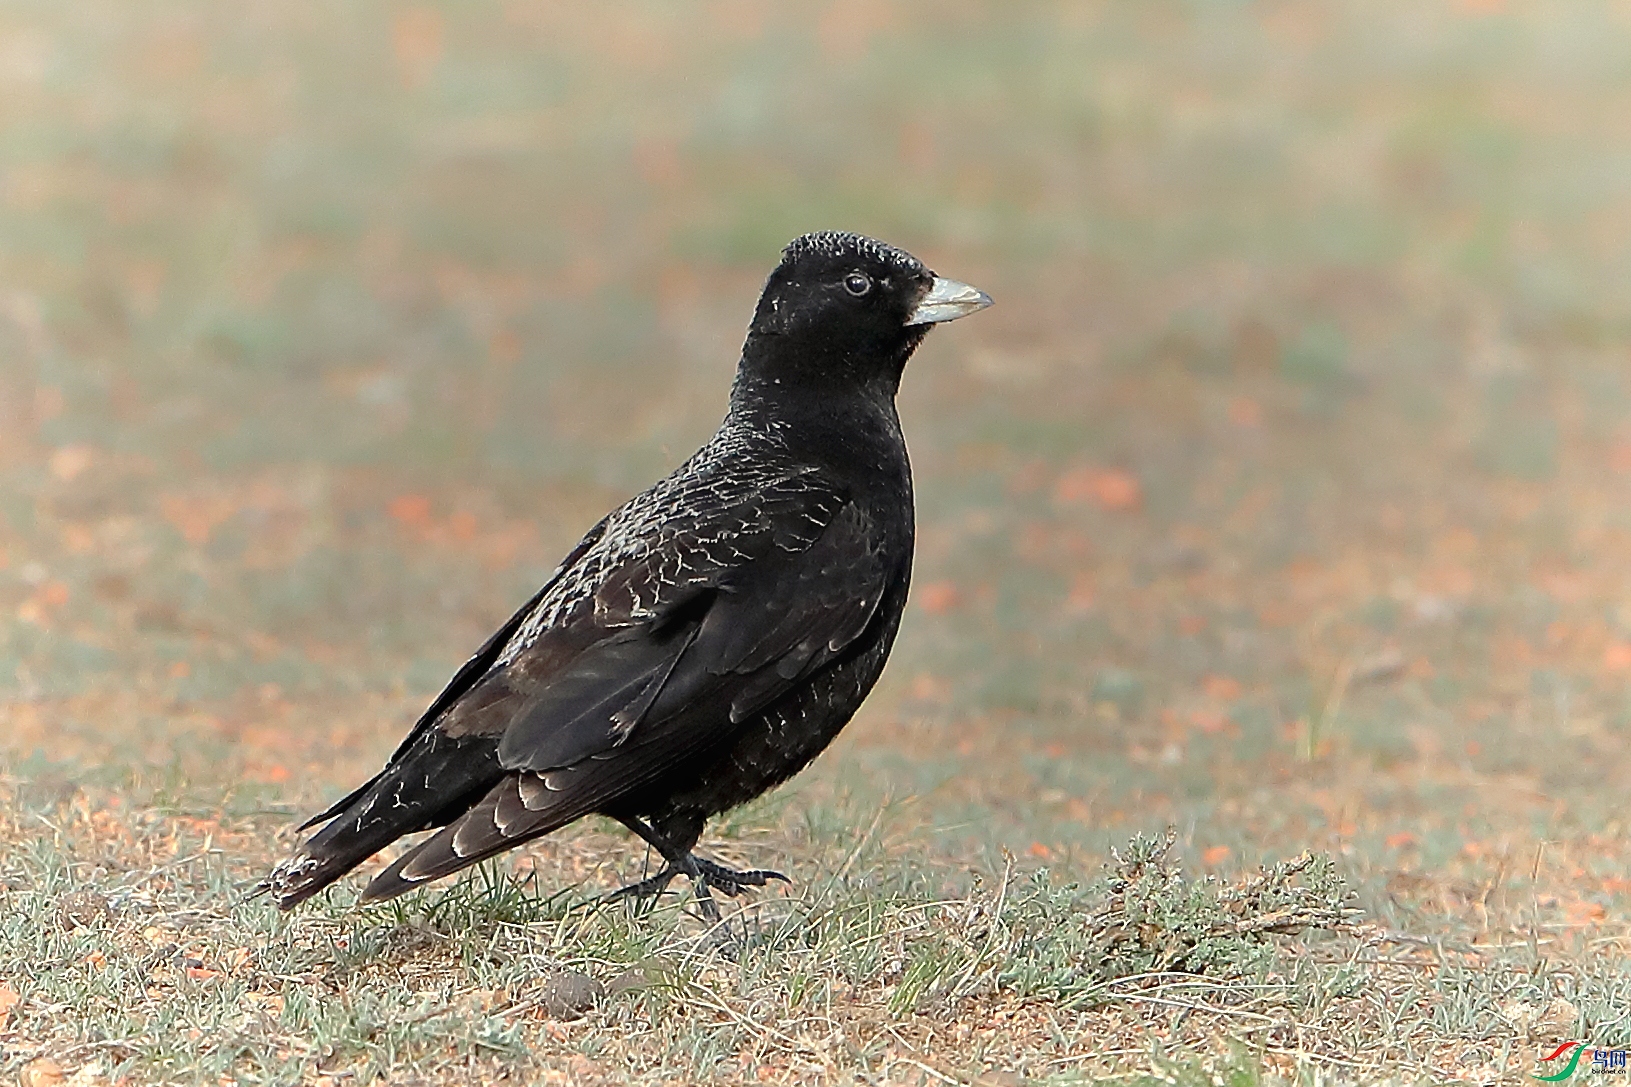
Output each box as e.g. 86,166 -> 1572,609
736,328 -> 925,399
724,327 -> 926,485
725,370 -> 910,487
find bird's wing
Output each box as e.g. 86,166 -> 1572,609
463,468 -> 887,771
495,486 -> 887,767
357,468 -> 896,898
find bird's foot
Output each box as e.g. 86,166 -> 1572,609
602,856 -> 789,918
689,856 -> 791,898
685,856 -> 790,930
603,867 -> 682,907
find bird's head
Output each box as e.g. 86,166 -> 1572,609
741,231 -> 991,393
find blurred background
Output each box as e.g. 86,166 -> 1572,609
3,0 -> 1630,889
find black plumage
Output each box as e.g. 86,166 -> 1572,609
266,231 -> 991,916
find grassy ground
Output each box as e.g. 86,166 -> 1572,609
3,1 -> 1631,1082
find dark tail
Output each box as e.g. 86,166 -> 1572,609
266,730 -> 501,910
356,768 -> 594,903
357,760 -> 613,907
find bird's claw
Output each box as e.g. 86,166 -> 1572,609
604,855 -> 790,910
691,857 -> 791,898
604,868 -> 680,906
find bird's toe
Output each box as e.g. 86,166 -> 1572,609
692,857 -> 791,897
605,867 -> 681,905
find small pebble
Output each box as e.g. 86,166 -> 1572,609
540,970 -> 603,1018
57,890 -> 112,930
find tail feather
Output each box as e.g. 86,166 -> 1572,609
358,769 -> 591,903
268,731 -> 501,910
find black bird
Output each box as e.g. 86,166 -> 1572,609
267,232 -> 991,917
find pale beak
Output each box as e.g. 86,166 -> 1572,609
906,276 -> 993,325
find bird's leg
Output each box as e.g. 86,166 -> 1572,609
605,815 -> 714,918
608,816 -> 791,922
601,820 -> 679,908
602,864 -> 682,907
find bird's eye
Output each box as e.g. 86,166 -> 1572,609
843,272 -> 872,297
